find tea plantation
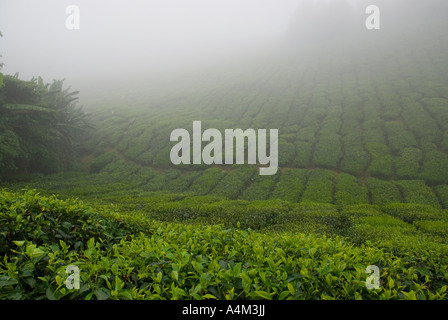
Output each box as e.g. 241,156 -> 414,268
1,189 -> 447,300
2,2 -> 448,301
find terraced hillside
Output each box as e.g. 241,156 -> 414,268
2,1 -> 448,301
47,24 -> 448,210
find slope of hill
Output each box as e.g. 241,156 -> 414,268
2,1 -> 448,301
1,189 -> 447,300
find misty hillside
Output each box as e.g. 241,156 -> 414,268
2,1 -> 448,301
2,0 -> 448,210
56,0 -> 448,207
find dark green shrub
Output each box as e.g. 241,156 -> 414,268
188,167 -> 227,195
340,140 -> 369,175
312,135 -> 342,170
334,173 -> 369,206
414,220 -> 448,237
366,178 -> 402,206
293,141 -> 313,167
420,150 -> 448,184
394,148 -> 422,179
394,180 -> 441,208
301,169 -> 335,204
239,172 -> 279,201
434,185 -> 448,209
270,169 -> 307,202
89,151 -> 119,173
381,203 -> 445,223
366,143 -> 393,179
210,165 -> 256,200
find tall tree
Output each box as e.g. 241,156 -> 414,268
0,73 -> 90,179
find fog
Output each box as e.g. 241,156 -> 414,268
0,0 -> 447,107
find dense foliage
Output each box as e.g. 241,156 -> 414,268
85,42 -> 448,185
1,6 -> 448,301
1,189 -> 447,300
0,74 -> 89,180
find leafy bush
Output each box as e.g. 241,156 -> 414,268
301,169 -> 334,204
420,150 -> 448,184
270,169 -> 307,202
394,148 -> 422,179
394,180 -> 441,208
210,165 -> 256,200
239,172 -> 279,201
340,138 -> 369,175
188,167 -> 227,196
434,185 -> 448,209
293,141 -> 313,167
89,151 -> 119,174
2,189 -> 448,300
401,101 -> 440,142
414,220 -> 448,238
334,173 -> 369,206
312,135 -> 342,170
0,189 -> 141,256
278,140 -> 296,167
441,131 -> 448,154
381,203 -> 445,224
383,121 -> 418,153
366,143 -> 393,179
144,169 -> 181,192
163,171 -> 202,194
146,198 -> 289,230
422,98 -> 448,130
366,178 -> 402,206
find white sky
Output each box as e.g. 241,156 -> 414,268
0,0 -> 440,105
0,0 -> 306,81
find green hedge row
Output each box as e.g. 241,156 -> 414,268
270,169 -> 307,202
209,165 -> 256,200
365,178 -> 402,206
188,167 -> 227,195
300,169 -> 334,204
334,173 -> 369,206
434,185 -> 448,209
394,180 -> 441,208
239,172 -> 279,201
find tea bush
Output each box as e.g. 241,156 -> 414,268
394,148 -> 422,179
187,167 -> 227,196
293,141 -> 313,167
334,173 -> 369,206
340,139 -> 369,175
313,135 -> 342,170
394,180 -> 441,208
414,220 -> 448,238
209,165 -> 256,200
384,122 -> 418,154
366,178 -> 402,206
163,171 -> 202,194
301,169 -> 334,204
421,98 -> 448,130
420,150 -> 448,184
380,203 -> 446,224
270,169 -> 307,202
2,189 -> 447,300
89,151 -> 119,174
366,143 -> 393,179
434,185 -> 448,209
239,172 -> 279,201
